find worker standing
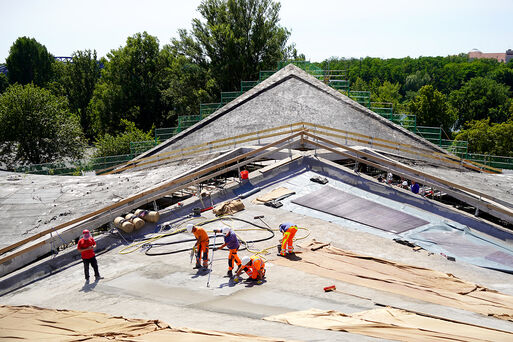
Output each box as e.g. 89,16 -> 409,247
278,222 -> 298,256
234,255 -> 266,284
187,224 -> 209,269
213,227 -> 241,278
77,229 -> 101,282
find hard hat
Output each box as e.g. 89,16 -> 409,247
402,181 -> 408,186
241,256 -> 251,265
222,227 -> 230,236
83,229 -> 89,234
186,224 -> 194,233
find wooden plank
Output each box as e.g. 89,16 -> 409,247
303,133 -> 513,221
0,131 -> 305,260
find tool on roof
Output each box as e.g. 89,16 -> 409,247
207,232 -> 217,287
310,176 -> 329,184
254,215 -> 272,230
264,191 -> 296,208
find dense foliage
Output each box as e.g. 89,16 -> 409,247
0,84 -> 86,167
1,0 -> 513,168
93,119 -> 153,157
6,37 -> 55,87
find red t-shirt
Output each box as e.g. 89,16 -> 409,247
77,237 -> 96,259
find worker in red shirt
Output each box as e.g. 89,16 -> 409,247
77,229 -> 101,281
187,224 -> 209,269
278,223 -> 298,256
234,255 -> 266,284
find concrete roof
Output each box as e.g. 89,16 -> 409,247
2,157 -> 513,341
141,64 -> 446,159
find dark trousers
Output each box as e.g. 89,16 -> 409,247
82,256 -> 100,279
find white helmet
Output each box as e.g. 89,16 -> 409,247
186,224 -> 194,233
241,256 -> 251,265
222,227 -> 230,236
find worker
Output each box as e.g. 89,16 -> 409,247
77,229 -> 101,282
411,180 -> 420,194
278,222 -> 298,256
213,227 -> 241,278
187,224 -> 209,269
234,255 -> 266,284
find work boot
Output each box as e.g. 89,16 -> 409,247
193,263 -> 202,269
227,270 -> 233,278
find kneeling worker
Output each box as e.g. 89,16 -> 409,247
278,222 -> 298,256
234,255 -> 266,284
187,224 -> 209,269
213,227 -> 241,278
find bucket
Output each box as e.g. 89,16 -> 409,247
192,207 -> 202,216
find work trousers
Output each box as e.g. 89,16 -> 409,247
228,248 -> 241,271
82,256 -> 100,280
281,226 -> 298,255
196,241 -> 209,267
245,265 -> 266,279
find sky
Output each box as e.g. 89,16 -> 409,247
1,0 -> 513,63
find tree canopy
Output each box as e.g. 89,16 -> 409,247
5,37 -> 54,87
0,84 -> 85,167
172,0 -> 295,91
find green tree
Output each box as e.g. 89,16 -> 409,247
5,37 -> 54,87
0,73 -> 8,93
172,0 -> 294,92
93,119 -> 153,157
404,70 -> 431,93
454,119 -> 513,156
409,85 -> 456,132
160,50 -> 215,120
449,77 -> 510,128
89,32 -> 166,135
0,84 -> 85,167
374,81 -> 402,110
61,50 -> 101,139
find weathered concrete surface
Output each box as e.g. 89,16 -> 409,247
141,64 -> 446,160
2,166 -> 513,341
0,158 -> 207,251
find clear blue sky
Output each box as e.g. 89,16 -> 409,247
1,0 -> 513,63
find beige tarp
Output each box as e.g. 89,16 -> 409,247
273,240 -> 513,321
212,199 -> 245,216
254,187 -> 294,204
0,305 -> 285,342
264,307 -> 513,342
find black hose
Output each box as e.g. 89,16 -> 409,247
144,216 -> 275,256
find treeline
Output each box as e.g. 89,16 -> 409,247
0,0 -> 296,168
1,0 -> 513,169
322,56 -> 513,155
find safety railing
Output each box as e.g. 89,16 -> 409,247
348,90 -> 371,108
129,140 -> 157,156
371,102 -> 394,115
241,80 -> 259,92
221,91 -> 243,104
199,103 -> 222,116
155,127 -> 179,141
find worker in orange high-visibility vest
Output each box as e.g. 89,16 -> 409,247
187,224 -> 209,269
234,255 -> 266,284
278,223 -> 298,256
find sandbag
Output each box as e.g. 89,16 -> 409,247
113,217 -> 124,228
213,199 -> 245,216
134,209 -> 144,217
125,214 -> 135,220
133,217 -> 145,230
145,211 -> 160,223
119,221 -> 134,233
